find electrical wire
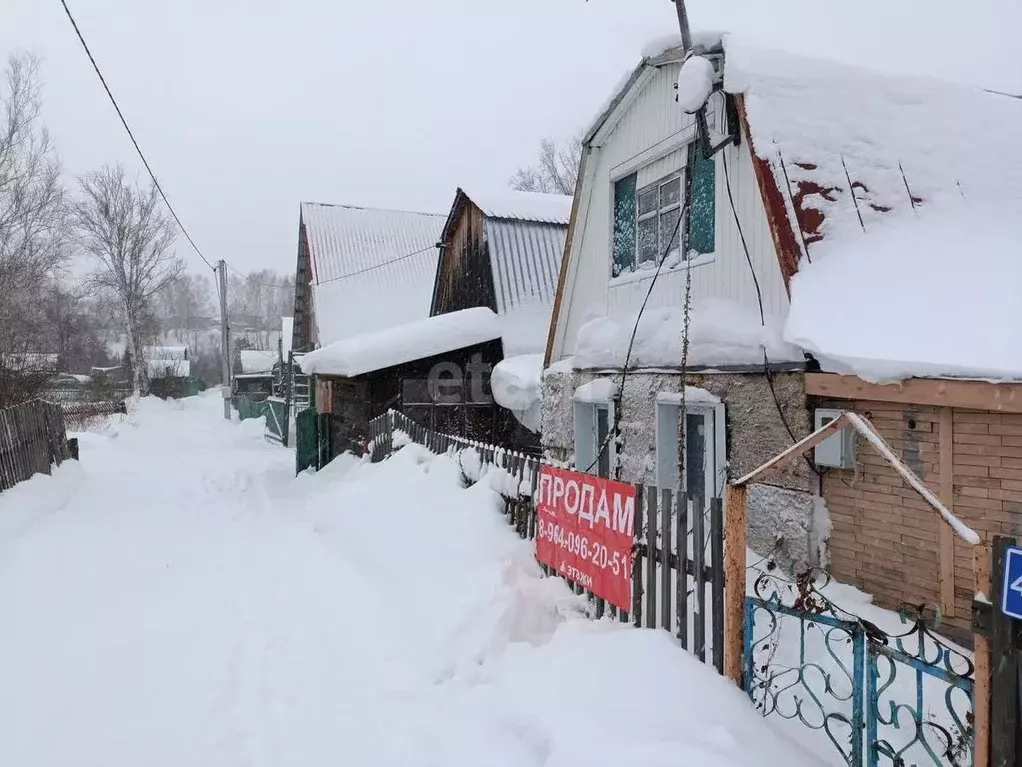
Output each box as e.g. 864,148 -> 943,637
312,244 -> 437,285
582,204 -> 686,474
59,0 -> 216,273
721,148 -> 821,478
224,261 -> 293,290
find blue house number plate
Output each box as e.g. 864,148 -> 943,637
1001,546 -> 1022,620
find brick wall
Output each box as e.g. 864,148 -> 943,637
821,400 -> 1022,635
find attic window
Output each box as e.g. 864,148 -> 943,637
612,142 -> 716,277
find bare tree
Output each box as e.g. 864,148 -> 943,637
0,53 -> 69,405
155,271 -> 216,339
509,135 -> 582,196
72,165 -> 182,395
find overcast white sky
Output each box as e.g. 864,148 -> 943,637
4,0 -> 1018,275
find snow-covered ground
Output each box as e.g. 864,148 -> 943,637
0,393 -> 818,767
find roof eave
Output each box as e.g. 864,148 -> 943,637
733,94 -> 802,293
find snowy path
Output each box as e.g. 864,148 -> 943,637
0,395 -> 818,767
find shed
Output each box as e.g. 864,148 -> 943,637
300,308 -> 538,457
431,187 -> 570,357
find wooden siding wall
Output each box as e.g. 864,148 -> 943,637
432,201 -> 497,316
292,222 -> 314,353
551,63 -> 789,360
323,340 -> 540,457
820,399 -> 1022,637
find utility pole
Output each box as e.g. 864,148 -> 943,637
672,0 -> 693,53
217,260 -> 231,420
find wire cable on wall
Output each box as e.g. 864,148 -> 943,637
720,149 -> 821,478
582,205 -> 687,474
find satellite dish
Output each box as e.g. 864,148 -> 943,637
676,55 -> 715,114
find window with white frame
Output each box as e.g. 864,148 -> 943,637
655,398 -> 726,500
574,400 -> 613,479
611,110 -> 721,278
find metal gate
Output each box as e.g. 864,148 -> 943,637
264,396 -> 289,446
744,569 -> 974,766
295,408 -> 318,473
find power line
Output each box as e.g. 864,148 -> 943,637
313,245 -> 436,285
224,261 -> 293,290
59,0 -> 216,273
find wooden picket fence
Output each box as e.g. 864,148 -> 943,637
365,409 -> 727,673
0,399 -> 72,492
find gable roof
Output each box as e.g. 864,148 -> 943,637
460,188 -> 573,225
726,41 -> 1022,285
723,42 -> 1022,382
437,188 -> 570,317
299,202 -> 445,346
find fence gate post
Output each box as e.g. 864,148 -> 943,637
724,484 -> 748,687
974,542 -> 993,767
990,537 -> 1020,767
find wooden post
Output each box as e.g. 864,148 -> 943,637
989,537 -> 1018,767
724,483 -> 748,686
973,542 -> 992,767
938,407 -> 956,617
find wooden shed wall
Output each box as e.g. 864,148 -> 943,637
292,222 -> 315,353
322,339 -> 540,457
432,200 -> 497,316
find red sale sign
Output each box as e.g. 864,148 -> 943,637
534,466 -> 636,612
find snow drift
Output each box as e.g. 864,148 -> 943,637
0,393 -> 818,766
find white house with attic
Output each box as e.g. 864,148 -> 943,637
539,30 -> 1022,590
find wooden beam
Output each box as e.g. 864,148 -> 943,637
844,412 -> 980,545
938,407 -> 956,618
734,413 -> 849,486
806,372 -> 1022,414
723,484 -> 748,687
973,543 -> 992,767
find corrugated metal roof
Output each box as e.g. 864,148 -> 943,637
300,202 -> 444,284
485,218 -> 566,315
239,349 -> 277,374
462,188 -> 573,225
299,202 -> 445,346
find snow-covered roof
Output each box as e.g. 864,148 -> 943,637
301,307 -> 502,378
300,202 -> 445,345
460,188 -> 573,225
720,42 -> 1022,381
144,346 -> 188,361
0,353 -> 58,372
147,359 -> 190,379
725,41 -> 1022,258
580,26 -> 1022,381
649,0 -> 1020,95
436,188 -> 569,324
572,298 -> 801,371
239,349 -> 278,374
785,202 -> 1022,383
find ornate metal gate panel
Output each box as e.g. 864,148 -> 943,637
744,570 -> 974,767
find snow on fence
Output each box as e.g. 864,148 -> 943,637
61,400 -> 128,421
0,399 -> 72,492
365,409 -> 728,674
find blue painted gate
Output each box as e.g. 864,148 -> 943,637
744,570 -> 974,766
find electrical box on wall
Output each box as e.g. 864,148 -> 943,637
813,409 -> 856,469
